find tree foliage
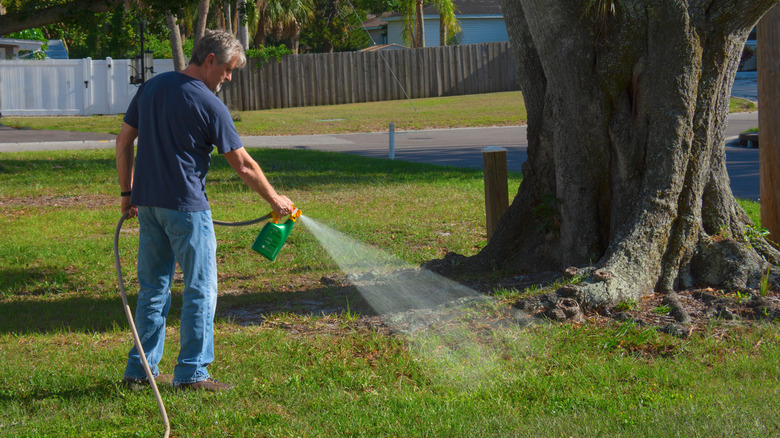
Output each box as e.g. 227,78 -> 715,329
299,0 -> 370,52
0,0 -> 397,56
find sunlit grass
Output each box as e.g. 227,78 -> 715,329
1,94 -> 756,137
1,91 -> 527,136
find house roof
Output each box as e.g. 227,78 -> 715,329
367,0 -> 503,23
439,0 -> 502,15
0,37 -> 44,51
45,39 -> 68,59
359,43 -> 408,52
363,12 -> 394,29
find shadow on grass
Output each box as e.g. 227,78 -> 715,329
0,282 -> 373,335
216,283 -> 377,326
0,267 -> 73,296
0,378 -> 120,404
1,148 -> 487,194
196,148 -> 485,190
0,152 -> 117,187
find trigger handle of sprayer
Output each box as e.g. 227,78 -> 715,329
269,206 -> 302,224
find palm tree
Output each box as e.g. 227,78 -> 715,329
433,0 -> 460,46
166,11 -> 186,70
194,0 -> 210,47
249,0 -> 313,54
400,0 -> 460,48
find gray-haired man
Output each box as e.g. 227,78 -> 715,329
116,29 -> 294,392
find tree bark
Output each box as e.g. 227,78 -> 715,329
759,5 -> 780,242
439,14 -> 447,46
414,0 -> 425,48
194,0 -> 210,48
224,1 -> 234,34
166,11 -> 186,71
237,0 -> 250,49
439,0 -> 780,310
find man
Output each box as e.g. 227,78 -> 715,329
115,29 -> 294,392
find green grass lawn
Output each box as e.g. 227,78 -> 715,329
1,146 -> 777,437
729,97 -> 758,113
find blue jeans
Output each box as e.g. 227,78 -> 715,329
124,206 -> 218,384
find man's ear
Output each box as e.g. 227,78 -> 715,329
206,53 -> 217,65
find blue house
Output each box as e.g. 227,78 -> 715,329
364,0 -> 508,48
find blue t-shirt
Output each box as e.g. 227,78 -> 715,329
124,71 -> 243,211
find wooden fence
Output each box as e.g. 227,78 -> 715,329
218,41 -> 517,111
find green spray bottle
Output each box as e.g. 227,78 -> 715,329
252,207 -> 302,261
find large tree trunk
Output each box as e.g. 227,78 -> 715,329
443,0 -> 780,310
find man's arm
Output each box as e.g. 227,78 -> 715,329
115,122 -> 138,217
224,147 -> 294,217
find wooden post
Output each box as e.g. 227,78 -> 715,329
483,146 -> 509,241
759,5 -> 780,243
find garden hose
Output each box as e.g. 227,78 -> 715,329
113,211 -> 170,438
113,211 -> 274,438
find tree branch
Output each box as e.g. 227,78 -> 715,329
703,0 -> 779,31
0,0 -> 123,36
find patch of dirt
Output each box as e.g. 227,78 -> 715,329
0,194 -> 114,209
604,288 -> 780,335
478,273 -> 780,337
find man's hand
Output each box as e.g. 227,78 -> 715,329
121,196 -> 138,218
270,194 -> 295,218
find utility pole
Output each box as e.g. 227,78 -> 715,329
758,4 -> 780,243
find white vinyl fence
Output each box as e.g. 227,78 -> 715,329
0,58 -> 174,116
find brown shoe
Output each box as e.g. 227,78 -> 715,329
174,378 -> 233,392
120,373 -> 173,390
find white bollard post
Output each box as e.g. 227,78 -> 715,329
389,123 -> 395,159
